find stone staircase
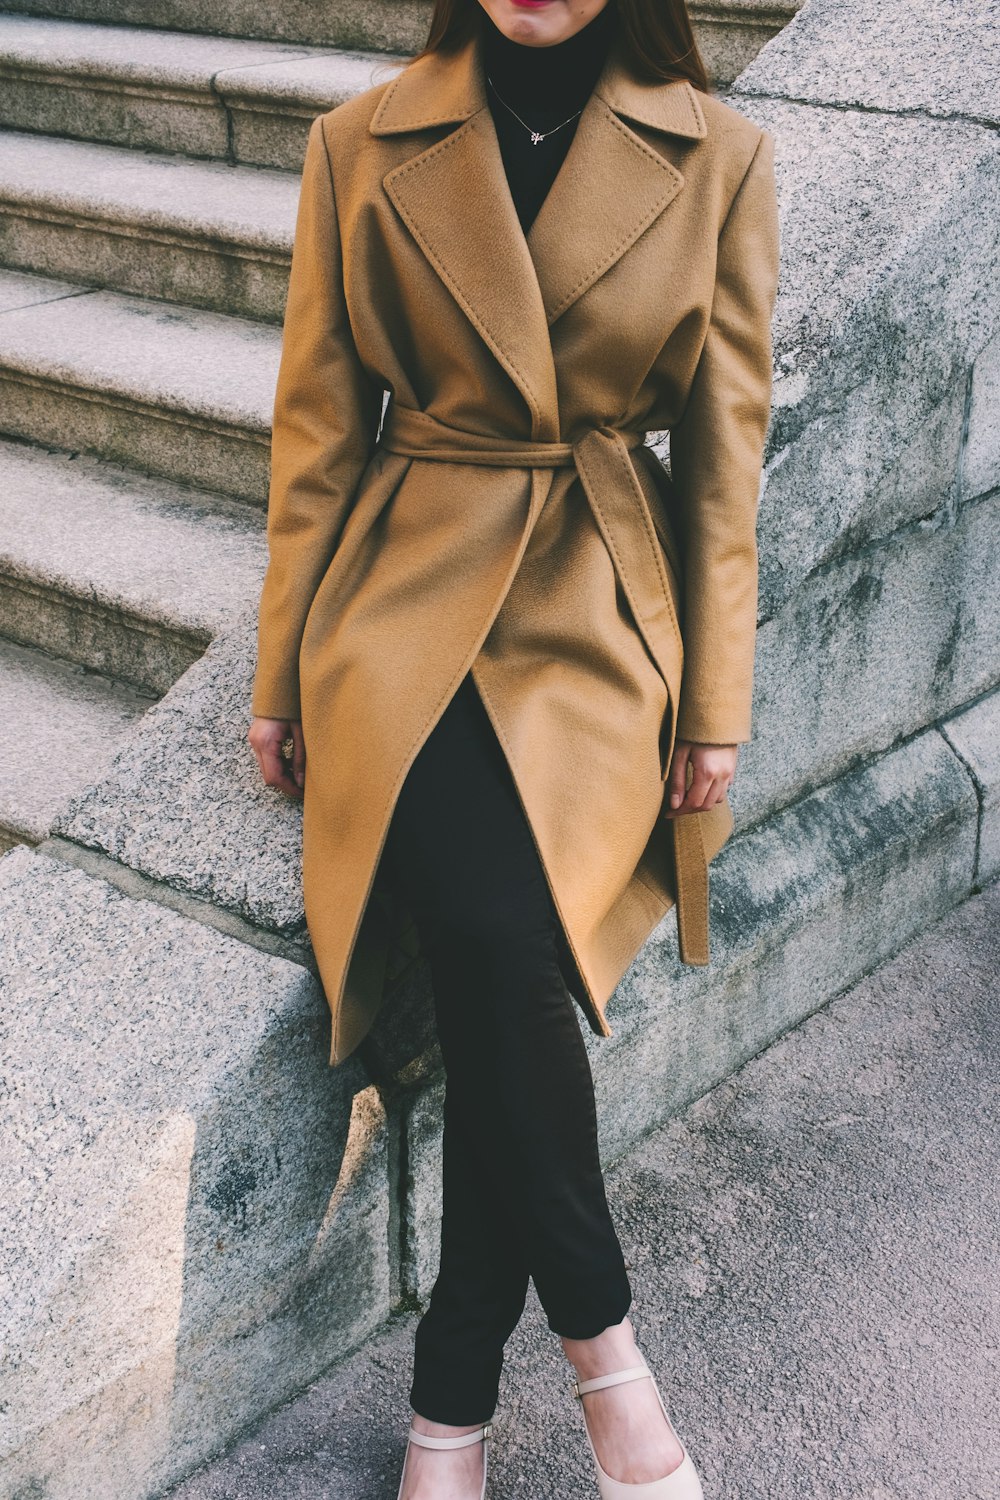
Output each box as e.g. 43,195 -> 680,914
0,2 -> 796,857
0,15 -> 404,854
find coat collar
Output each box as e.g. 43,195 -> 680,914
369,27 -> 707,141
372,26 -> 707,440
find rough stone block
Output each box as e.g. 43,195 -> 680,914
689,0 -> 802,87
218,49 -> 407,169
737,489 -> 1000,829
727,98 -> 1000,614
0,438 -> 266,693
55,607 -> 305,934
963,328 -> 1000,505
942,687 -> 1000,885
733,0 -> 1000,126
0,132 -> 299,321
597,726 -> 978,1163
0,636 -> 149,848
0,844 -> 391,1500
401,1075 -> 446,1302
0,0 -> 433,52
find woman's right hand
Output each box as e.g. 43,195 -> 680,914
248,716 -> 306,800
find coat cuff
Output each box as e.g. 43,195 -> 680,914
674,695 -> 752,747
250,675 -> 301,722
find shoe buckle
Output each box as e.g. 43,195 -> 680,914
482,1422 -> 493,1440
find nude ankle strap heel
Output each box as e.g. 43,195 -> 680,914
571,1351 -> 704,1499
396,1420 -> 492,1500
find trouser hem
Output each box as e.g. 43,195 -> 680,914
544,1289 -> 633,1342
408,1390 -> 498,1427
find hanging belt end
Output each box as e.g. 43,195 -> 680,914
670,815 -> 711,966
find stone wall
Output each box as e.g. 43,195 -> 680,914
1,0 -> 998,1495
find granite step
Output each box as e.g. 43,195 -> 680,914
0,267 -> 281,502
0,0 -> 432,54
0,434 -> 267,693
0,2 -> 801,85
0,634 -> 153,851
0,128 -> 301,320
0,14 -> 405,170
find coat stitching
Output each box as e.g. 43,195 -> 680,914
384,119 -> 543,429
547,107 -> 683,320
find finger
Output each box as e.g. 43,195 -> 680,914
685,765 -> 715,811
291,722 -> 307,790
667,742 -> 691,810
665,767 -> 721,819
260,743 -> 303,800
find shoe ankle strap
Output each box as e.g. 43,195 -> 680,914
573,1365 -> 651,1397
407,1422 -> 492,1448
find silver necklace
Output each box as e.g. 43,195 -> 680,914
486,74 -> 583,145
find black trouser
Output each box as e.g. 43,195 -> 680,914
381,670 -> 633,1426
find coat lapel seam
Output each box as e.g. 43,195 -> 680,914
383,112 -> 550,431
543,106 -> 685,323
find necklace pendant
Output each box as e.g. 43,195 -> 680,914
530,131 -> 544,145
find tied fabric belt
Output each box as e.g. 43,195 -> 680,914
378,402 -> 712,967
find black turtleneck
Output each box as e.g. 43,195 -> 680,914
480,3 -> 619,234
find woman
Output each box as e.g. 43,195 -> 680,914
248,0 -> 779,1494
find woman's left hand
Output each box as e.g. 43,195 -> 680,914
663,740 -> 737,818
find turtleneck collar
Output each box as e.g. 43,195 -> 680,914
480,3 -> 619,119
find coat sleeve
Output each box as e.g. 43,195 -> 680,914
250,112 -> 385,721
667,126 -> 780,746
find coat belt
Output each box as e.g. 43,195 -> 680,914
377,402 -> 712,967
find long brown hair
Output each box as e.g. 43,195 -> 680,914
411,0 -> 709,93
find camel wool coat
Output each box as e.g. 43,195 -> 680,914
251,24 -> 780,1067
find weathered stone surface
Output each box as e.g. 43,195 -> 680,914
0,438 -> 266,692
688,0 -> 802,87
0,0 -> 433,52
0,262 -> 78,310
0,15 -> 425,172
737,490 -> 1000,829
220,49 -> 408,169
0,273 -> 278,500
405,730 -> 979,1283
595,726 -> 977,1162
734,0 -> 1000,126
719,97 -> 1000,616
0,129 -> 299,320
963,327 -> 1000,505
54,608 -> 306,934
0,637 -> 150,848
401,1074 -> 446,1302
942,686 -> 1000,885
0,843 -> 390,1500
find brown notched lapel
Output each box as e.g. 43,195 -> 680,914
371,23 -> 708,439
